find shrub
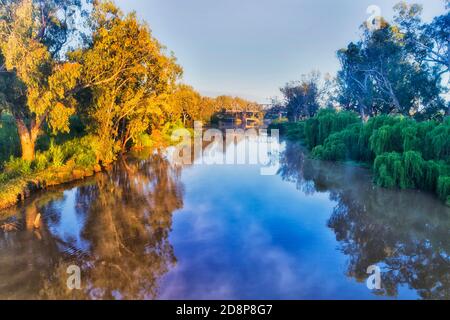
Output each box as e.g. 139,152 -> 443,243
135,133 -> 153,148
304,118 -> 319,149
61,136 -> 97,167
304,109 -> 360,149
369,123 -> 405,156
286,122 -> 306,140
437,176 -> 450,205
283,112 -> 449,204
33,152 -> 50,172
312,140 -> 347,161
48,140 -> 65,167
0,115 -> 20,166
428,119 -> 450,162
403,151 -> 424,188
374,152 -> 404,188
3,157 -> 32,178
421,160 -> 441,192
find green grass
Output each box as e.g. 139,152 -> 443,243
0,114 -> 20,166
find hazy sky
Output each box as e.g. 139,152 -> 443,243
115,0 -> 446,103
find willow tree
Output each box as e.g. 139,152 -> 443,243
0,0 -> 87,160
74,1 -> 182,162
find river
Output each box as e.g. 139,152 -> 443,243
0,133 -> 449,300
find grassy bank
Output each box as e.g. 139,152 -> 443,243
0,135 -> 102,211
271,110 -> 450,206
0,162 -> 101,211
0,119 -> 190,211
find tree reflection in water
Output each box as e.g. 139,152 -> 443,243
278,142 -> 450,300
0,193 -> 63,299
1,142 -> 449,299
0,151 -> 184,300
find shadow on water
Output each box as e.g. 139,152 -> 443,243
278,142 -> 450,300
0,139 -> 449,299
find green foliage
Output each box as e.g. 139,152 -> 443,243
286,122 -> 306,140
4,157 -> 32,177
374,152 -> 405,188
373,151 -> 449,198
0,114 -> 20,165
135,133 -> 153,148
312,139 -> 347,161
437,177 -> 450,205
403,151 -> 424,188
48,140 -> 65,167
427,118 -> 450,162
422,160 -> 441,192
34,152 -> 50,172
303,109 -> 360,149
288,111 -> 450,204
60,136 -> 97,168
304,117 -> 319,149
161,120 -> 191,142
0,135 -> 99,186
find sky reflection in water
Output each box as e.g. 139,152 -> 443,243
0,138 -> 449,299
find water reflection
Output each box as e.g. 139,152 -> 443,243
278,142 -> 450,299
0,139 -> 449,300
0,152 -> 183,299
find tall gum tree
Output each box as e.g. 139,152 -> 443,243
73,1 -> 182,162
0,0 -> 87,160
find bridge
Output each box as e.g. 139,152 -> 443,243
216,106 -> 266,128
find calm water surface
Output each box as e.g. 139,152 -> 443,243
0,137 -> 449,300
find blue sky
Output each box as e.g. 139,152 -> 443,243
115,0 -> 446,103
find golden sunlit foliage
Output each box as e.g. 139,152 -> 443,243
0,0 -> 82,160
72,1 -> 182,163
0,0 -> 258,207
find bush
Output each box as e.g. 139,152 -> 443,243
437,176 -> 450,205
312,141 -> 347,161
61,136 -> 97,167
422,160 -> 441,192
286,112 -> 450,204
304,117 -> 319,149
374,151 -> 428,190
304,109 -> 360,149
312,123 -> 363,161
135,133 -> 153,148
34,152 -> 50,172
369,123 -> 405,156
286,122 -> 305,140
0,115 -> 20,166
2,157 -> 32,180
428,119 -> 450,162
374,152 -> 404,188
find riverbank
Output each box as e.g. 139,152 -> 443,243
0,161 -> 103,211
0,126 -> 186,212
1,134 -> 449,300
270,110 -> 450,206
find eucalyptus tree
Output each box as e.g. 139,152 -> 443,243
337,19 -> 445,119
393,1 -> 449,116
73,1 -> 182,162
0,0 -> 90,160
280,72 -> 321,121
